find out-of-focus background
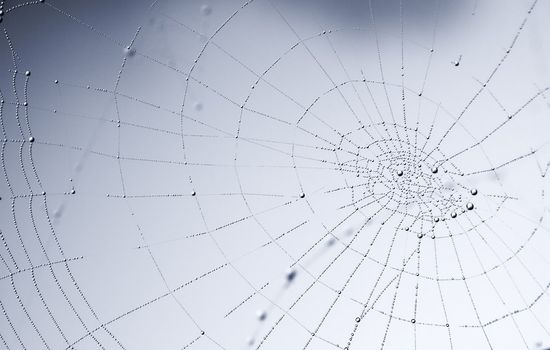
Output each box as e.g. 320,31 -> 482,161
0,0 -> 550,349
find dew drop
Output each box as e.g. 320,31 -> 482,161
200,4 -> 212,16
124,46 -> 136,57
325,236 -> 336,247
285,268 -> 297,282
245,336 -> 254,346
256,309 -> 267,321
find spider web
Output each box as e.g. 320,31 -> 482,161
0,0 -> 550,349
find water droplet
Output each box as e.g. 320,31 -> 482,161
256,309 -> 267,321
124,46 -> 136,57
285,268 -> 297,282
470,188 -> 478,195
245,336 -> 254,346
466,202 -> 474,210
200,4 -> 212,16
325,236 -> 335,247
53,207 -> 63,218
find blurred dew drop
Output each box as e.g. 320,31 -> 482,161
200,4 -> 212,16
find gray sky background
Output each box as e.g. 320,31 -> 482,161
0,0 -> 550,349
